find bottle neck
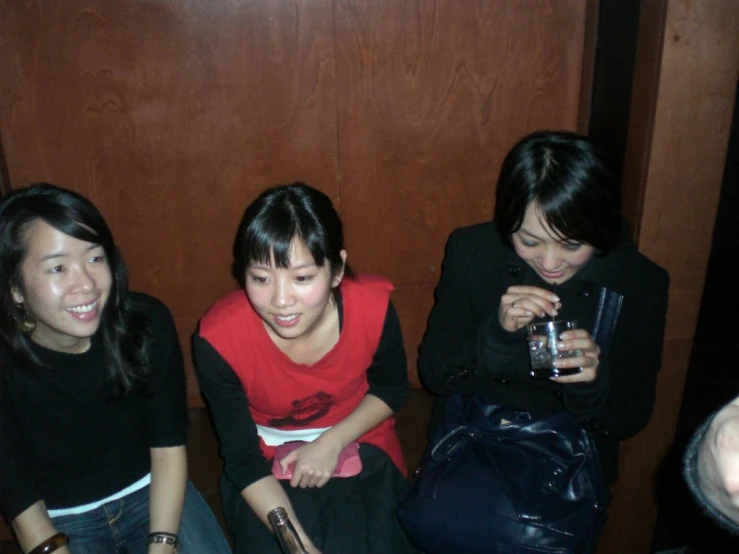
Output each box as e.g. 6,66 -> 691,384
267,507 -> 309,554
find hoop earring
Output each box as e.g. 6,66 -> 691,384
13,303 -> 36,334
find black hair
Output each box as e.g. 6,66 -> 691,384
494,130 -> 622,252
0,183 -> 150,396
232,182 -> 353,286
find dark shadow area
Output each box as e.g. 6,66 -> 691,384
650,81 -> 739,553
588,0 -> 641,182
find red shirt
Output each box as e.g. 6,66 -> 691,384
199,275 -> 406,475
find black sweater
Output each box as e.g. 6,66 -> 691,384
0,292 -> 188,522
418,221 -> 669,486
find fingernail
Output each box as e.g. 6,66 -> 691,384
552,295 -> 560,302
552,309 -> 558,316
557,342 -> 566,349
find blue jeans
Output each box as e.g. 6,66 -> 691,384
51,480 -> 231,554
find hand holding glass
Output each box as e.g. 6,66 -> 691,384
527,320 -> 583,379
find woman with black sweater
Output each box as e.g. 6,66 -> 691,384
418,131 -> 670,549
0,184 -> 230,554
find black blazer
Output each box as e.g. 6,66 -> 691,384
418,221 -> 669,486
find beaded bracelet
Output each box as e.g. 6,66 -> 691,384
147,531 -> 180,553
28,532 -> 69,554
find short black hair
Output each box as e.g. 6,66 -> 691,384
494,130 -> 622,252
232,182 -> 353,286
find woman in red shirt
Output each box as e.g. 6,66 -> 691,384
194,182 -> 415,553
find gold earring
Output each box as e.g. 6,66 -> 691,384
13,303 -> 36,334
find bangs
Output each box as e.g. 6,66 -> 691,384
536,191 -> 583,244
534,173 -> 615,248
243,213 -> 328,270
49,218 -> 102,246
233,182 -> 350,285
31,195 -> 111,248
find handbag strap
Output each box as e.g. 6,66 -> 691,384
591,286 -> 623,358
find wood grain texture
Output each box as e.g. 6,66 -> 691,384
0,0 -> 590,401
598,1 -> 739,553
334,0 -> 588,286
0,0 -> 339,405
391,284 -> 436,389
332,0 -> 588,395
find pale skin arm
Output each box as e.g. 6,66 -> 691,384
697,397 -> 739,525
11,501 -> 70,554
148,446 -> 187,554
499,285 -> 601,384
242,477 -> 322,554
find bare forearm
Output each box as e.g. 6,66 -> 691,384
12,501 -> 70,554
242,476 -> 316,550
317,394 -> 393,450
149,446 -> 187,553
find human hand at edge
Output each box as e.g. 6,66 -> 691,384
698,399 -> 739,525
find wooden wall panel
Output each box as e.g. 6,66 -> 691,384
333,1 -> 589,386
0,0 -> 339,405
335,0 -> 589,285
391,285 -> 436,388
598,1 -> 739,552
0,0 -> 591,395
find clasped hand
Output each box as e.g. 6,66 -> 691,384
499,285 -> 600,383
278,437 -> 342,489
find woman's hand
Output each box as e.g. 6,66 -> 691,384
499,286 -> 561,332
551,328 -> 600,384
279,438 -> 342,489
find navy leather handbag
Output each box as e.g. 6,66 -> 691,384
398,287 -> 623,554
397,393 -> 602,553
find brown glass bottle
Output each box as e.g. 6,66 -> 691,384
267,507 -> 309,554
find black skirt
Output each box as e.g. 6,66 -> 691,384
221,443 -> 418,554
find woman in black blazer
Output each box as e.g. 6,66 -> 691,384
418,130 -> 669,518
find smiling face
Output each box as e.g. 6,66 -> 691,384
512,202 -> 596,285
245,238 -> 346,342
12,220 -> 112,353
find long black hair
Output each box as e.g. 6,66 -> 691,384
0,183 -> 150,396
494,130 -> 623,253
232,182 -> 354,285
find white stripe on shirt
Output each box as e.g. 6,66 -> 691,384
255,425 -> 331,446
48,473 -> 151,517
